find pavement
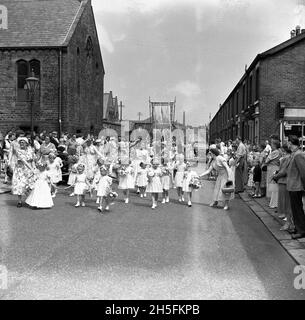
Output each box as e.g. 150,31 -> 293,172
0,181 -> 10,194
239,190 -> 305,266
0,179 -> 304,300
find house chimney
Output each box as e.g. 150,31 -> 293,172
296,25 -> 301,36
291,30 -> 296,38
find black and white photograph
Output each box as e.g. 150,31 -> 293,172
0,0 -> 305,302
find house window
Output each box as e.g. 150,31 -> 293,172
29,59 -> 40,102
17,59 -> 40,102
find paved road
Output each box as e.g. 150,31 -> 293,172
0,180 -> 304,300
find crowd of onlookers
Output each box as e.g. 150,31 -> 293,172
209,134 -> 305,240
1,128 -> 305,239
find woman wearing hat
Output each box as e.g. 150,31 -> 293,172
199,148 -> 233,210
12,137 -> 36,207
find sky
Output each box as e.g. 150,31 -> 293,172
92,0 -> 305,126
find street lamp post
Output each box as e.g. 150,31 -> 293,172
26,70 -> 39,135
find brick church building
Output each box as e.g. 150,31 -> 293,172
0,0 -> 105,135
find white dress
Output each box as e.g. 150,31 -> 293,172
74,173 -> 88,195
175,163 -> 186,188
68,163 -> 78,186
118,166 -> 135,190
161,167 -> 172,191
47,157 -> 63,184
146,168 -> 163,193
136,168 -> 148,187
97,175 -> 112,197
25,171 -> 54,208
182,170 -> 198,193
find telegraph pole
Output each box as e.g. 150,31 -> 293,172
119,101 -> 125,121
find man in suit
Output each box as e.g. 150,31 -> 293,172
287,135 -> 305,239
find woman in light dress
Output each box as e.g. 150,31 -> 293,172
39,136 -> 57,162
200,148 -> 233,210
11,137 -> 37,208
265,140 -> 281,209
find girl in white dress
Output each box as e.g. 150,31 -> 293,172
92,157 -> 105,204
161,162 -> 172,204
136,162 -> 148,198
73,163 -> 90,207
146,161 -> 163,210
174,154 -> 187,202
96,165 -> 113,213
182,163 -> 200,207
25,162 -> 54,209
118,161 -> 135,204
67,155 -> 79,197
47,153 -> 63,198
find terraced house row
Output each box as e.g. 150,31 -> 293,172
210,26 -> 305,151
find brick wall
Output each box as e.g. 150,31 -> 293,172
259,39 -> 305,142
0,1 -> 105,137
0,48 -> 60,135
64,2 -> 104,135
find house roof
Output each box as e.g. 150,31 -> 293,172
213,32 -> 305,120
0,0 -> 87,48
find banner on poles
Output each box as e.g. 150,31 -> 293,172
150,102 -> 175,126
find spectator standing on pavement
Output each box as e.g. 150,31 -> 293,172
273,144 -> 294,231
234,137 -> 247,193
264,140 -> 272,155
286,135 -> 305,239
265,140 -> 281,208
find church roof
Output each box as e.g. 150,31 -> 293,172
0,0 -> 87,48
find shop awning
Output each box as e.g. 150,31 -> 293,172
284,107 -> 305,120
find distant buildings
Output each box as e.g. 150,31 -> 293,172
209,26 -> 305,150
102,91 -> 122,133
0,0 -> 105,135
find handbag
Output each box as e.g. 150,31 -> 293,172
222,180 -> 235,194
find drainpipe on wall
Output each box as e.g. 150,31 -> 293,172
58,48 -> 63,136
